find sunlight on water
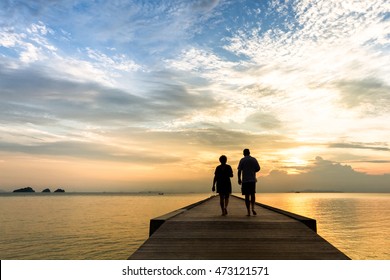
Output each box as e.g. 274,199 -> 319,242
256,193 -> 390,260
1,193 -> 389,260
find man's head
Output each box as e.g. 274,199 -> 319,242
243,149 -> 250,156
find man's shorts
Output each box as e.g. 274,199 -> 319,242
241,182 -> 256,195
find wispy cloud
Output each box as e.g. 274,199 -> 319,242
0,140 -> 180,163
329,142 -> 390,152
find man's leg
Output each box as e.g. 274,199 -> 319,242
251,193 -> 257,215
245,194 -> 251,216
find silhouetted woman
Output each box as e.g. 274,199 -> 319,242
212,155 -> 233,216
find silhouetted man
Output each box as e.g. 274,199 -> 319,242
237,148 -> 260,216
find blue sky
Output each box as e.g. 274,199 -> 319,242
0,0 -> 389,192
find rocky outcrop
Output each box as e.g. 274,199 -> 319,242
13,187 -> 35,193
12,187 -> 66,193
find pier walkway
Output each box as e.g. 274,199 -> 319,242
129,195 -> 350,260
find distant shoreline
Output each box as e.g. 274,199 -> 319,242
1,191 -> 389,196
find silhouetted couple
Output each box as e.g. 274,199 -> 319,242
212,149 -> 261,216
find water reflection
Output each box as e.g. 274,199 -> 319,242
0,193 -> 208,259
257,193 -> 390,260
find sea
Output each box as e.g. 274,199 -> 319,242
0,192 -> 389,260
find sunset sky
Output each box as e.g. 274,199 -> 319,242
1,0 -> 389,192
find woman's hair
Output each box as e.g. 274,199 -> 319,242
219,155 -> 227,164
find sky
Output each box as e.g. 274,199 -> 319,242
0,0 -> 389,193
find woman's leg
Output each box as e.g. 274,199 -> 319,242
224,194 -> 229,215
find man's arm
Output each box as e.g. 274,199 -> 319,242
255,159 -> 260,172
238,169 -> 242,185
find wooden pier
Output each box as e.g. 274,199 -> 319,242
129,195 -> 350,260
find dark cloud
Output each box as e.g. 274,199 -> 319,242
0,65 -> 218,126
147,83 -> 218,116
329,142 -> 390,152
99,125 -> 300,160
355,160 -> 390,164
261,156 -> 390,193
109,125 -> 285,149
0,140 -> 180,164
336,78 -> 390,113
245,112 -> 283,130
186,127 -> 293,150
0,66 -> 147,125
0,123 -> 296,167
0,101 -> 57,126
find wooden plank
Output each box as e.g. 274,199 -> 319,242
129,195 -> 350,260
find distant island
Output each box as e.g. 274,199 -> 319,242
13,187 -> 35,193
12,187 -> 66,193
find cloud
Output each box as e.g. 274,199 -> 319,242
0,140 -> 180,164
176,127 -> 293,150
0,60 -> 222,167
166,47 -> 238,78
0,27 -> 24,48
261,156 -> 390,193
353,160 -> 390,164
0,66 -> 141,124
0,63 -> 220,127
47,1 -> 219,53
329,142 -> 390,152
86,48 -> 142,72
223,0 -> 390,84
191,0 -> 220,12
0,22 -> 57,64
335,78 -> 390,114
244,110 -> 283,130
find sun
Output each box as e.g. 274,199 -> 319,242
282,157 -> 309,175
288,157 -> 308,166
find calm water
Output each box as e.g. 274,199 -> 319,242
0,192 -> 389,260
